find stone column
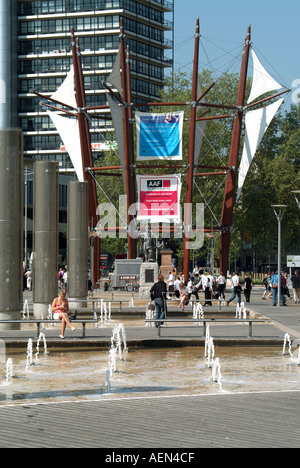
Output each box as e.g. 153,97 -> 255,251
33,161 -> 58,318
0,130 -> 23,329
67,181 -> 88,308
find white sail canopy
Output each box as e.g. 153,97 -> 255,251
51,66 -> 77,110
107,50 -> 123,97
247,50 -> 282,104
237,98 -> 284,201
107,93 -> 126,190
47,111 -> 84,182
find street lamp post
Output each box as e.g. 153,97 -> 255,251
272,205 -> 287,307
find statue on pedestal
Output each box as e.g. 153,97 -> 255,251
143,226 -> 156,262
142,226 -> 165,262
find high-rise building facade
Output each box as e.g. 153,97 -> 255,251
0,0 -> 173,262
17,0 -> 174,166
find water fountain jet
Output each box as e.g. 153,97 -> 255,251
283,333 -> 293,358
108,346 -> 117,376
22,300 -> 29,319
207,337 -> 215,369
204,325 -> 210,358
211,357 -> 223,390
112,323 -> 128,360
193,303 -> 204,325
25,338 -> 33,371
35,333 -> 48,361
5,358 -> 14,383
105,369 -> 111,392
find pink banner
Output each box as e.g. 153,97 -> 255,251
137,174 -> 181,222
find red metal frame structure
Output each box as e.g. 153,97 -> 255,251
71,31 -> 96,221
86,20 -> 251,280
36,20 -> 288,285
71,30 -> 100,287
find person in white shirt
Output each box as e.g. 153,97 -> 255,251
174,276 -> 181,299
207,272 -> 215,289
205,275 -> 213,306
217,272 -> 226,300
167,271 -> 175,297
201,273 -> 208,290
186,277 -> 199,304
227,272 -> 241,306
231,273 -> 239,288
63,268 -> 68,289
193,265 -> 200,278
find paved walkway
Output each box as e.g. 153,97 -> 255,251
1,288 -> 300,448
0,391 -> 299,448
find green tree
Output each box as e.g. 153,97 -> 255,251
236,103 -> 300,264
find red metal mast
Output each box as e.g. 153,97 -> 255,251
219,26 -> 251,276
183,18 -> 200,281
120,20 -> 137,259
71,29 -> 100,287
126,45 -> 137,255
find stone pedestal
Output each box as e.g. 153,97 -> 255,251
159,249 -> 173,279
139,262 -> 159,300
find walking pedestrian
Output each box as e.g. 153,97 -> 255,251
262,273 -> 271,300
243,273 -> 253,303
63,268 -> 68,290
283,272 -> 291,300
150,275 -> 167,327
270,271 -> 286,306
227,272 -> 241,306
174,276 -> 181,300
186,277 -> 199,305
204,275 -> 213,306
167,271 -> 175,298
25,267 -> 32,291
217,272 -> 226,300
291,270 -> 300,303
58,267 -> 64,281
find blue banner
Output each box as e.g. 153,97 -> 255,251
136,112 -> 184,160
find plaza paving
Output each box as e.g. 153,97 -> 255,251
1,287 -> 300,448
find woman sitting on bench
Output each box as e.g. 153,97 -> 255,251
178,282 -> 188,311
51,288 -> 75,339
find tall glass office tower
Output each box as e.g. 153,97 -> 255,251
0,0 -> 18,129
17,0 -> 174,166
0,0 -> 173,262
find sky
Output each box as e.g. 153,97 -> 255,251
166,0 -> 300,111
